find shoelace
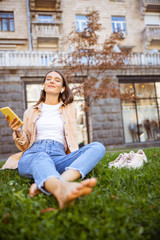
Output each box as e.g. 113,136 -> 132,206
125,154 -> 134,163
111,154 -> 123,164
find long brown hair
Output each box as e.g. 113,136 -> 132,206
34,70 -> 74,106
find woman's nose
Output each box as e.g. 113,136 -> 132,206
49,79 -> 54,83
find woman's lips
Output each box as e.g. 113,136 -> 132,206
48,85 -> 55,88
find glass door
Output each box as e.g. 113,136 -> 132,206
120,81 -> 160,143
121,100 -> 138,143
136,99 -> 159,142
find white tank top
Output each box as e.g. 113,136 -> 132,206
35,102 -> 66,150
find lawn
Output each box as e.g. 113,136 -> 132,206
0,148 -> 160,240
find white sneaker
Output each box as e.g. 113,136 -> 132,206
111,153 -> 128,168
127,149 -> 147,169
108,153 -> 123,168
137,149 -> 147,163
121,151 -> 135,168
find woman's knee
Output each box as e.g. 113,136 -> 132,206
18,158 -> 29,176
18,151 -> 48,171
90,142 -> 106,156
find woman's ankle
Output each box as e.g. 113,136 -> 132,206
44,176 -> 63,195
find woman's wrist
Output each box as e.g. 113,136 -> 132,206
15,128 -> 23,138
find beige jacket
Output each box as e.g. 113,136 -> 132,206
1,102 -> 79,170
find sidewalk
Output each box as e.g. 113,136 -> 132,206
0,153 -> 11,162
0,142 -> 159,162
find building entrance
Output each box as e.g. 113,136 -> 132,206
120,80 -> 160,143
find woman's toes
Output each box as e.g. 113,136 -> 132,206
29,183 -> 35,197
72,189 -> 79,194
81,178 -> 97,187
29,183 -> 41,197
57,179 -> 97,209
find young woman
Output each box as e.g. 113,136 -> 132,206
4,70 -> 106,209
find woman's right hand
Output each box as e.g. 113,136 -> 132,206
5,115 -> 23,132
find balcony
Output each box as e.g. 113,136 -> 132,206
139,0 -> 160,18
0,51 -> 160,67
32,22 -> 61,36
143,26 -> 160,48
31,22 -> 62,49
30,0 -> 61,10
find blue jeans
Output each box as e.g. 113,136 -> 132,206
18,139 -> 106,194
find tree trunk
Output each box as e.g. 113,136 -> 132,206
85,111 -> 90,144
85,110 -> 93,144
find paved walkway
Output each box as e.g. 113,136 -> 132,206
0,153 -> 11,162
0,142 -> 159,163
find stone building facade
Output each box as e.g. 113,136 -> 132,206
0,0 -> 160,155
0,0 -> 29,50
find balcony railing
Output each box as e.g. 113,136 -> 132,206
139,0 -> 160,17
140,0 -> 160,6
0,51 -> 160,67
143,26 -> 160,47
142,0 -> 160,4
0,51 -> 57,67
142,0 -> 160,3
130,53 -> 160,65
32,22 -> 61,36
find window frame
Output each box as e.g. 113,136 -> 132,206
0,12 -> 14,32
111,16 -> 127,33
37,14 -> 54,23
75,15 -> 88,32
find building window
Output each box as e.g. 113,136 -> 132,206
120,81 -> 160,143
26,84 -> 42,108
144,14 -> 160,26
111,16 -> 126,33
75,15 -> 88,32
0,12 -> 14,31
38,15 -> 53,23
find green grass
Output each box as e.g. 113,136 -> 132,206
0,148 -> 160,240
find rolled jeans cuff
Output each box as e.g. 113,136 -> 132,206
38,175 -> 65,195
65,167 -> 85,179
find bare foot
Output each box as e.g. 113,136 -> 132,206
81,178 -> 97,188
55,178 -> 97,209
29,183 -> 41,197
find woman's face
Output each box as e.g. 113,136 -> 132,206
44,71 -> 64,95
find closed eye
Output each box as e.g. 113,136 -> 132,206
46,78 -> 61,82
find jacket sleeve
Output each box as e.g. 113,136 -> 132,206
72,103 -> 77,120
12,110 -> 30,152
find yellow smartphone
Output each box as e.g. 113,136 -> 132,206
0,107 -> 23,126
